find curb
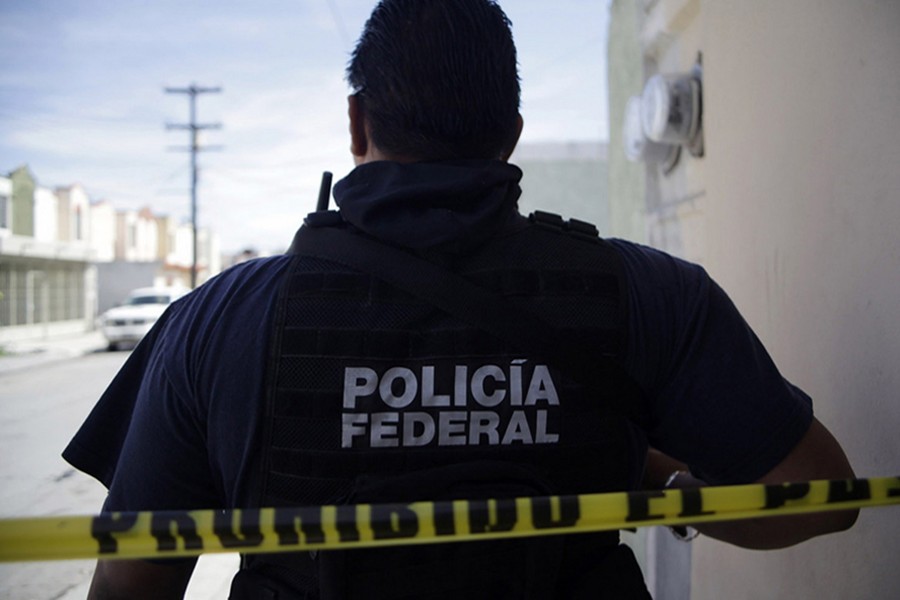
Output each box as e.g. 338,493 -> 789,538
0,333 -> 109,376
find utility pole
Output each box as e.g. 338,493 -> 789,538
165,83 -> 222,289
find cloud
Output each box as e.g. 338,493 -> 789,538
1,0 -> 612,255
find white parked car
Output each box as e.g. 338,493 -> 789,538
99,287 -> 187,350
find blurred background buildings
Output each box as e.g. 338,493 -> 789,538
0,165 -> 221,342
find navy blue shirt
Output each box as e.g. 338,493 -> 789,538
64,161 -> 812,511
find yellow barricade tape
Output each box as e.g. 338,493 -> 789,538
1,476 -> 897,563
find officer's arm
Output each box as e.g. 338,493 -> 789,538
646,417 -> 858,549
87,558 -> 197,600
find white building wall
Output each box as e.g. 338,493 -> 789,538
1,176 -> 14,237
56,184 -> 91,244
115,211 -> 137,261
204,230 -> 222,278
173,223 -> 194,269
33,186 -> 58,243
70,185 -> 90,244
90,201 -> 116,262
693,2 -> 900,598
156,215 -> 179,265
135,210 -> 159,262
164,223 -> 222,287
115,209 -> 159,262
624,0 -> 900,598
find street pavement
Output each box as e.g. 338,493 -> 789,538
0,331 -> 240,598
0,330 -> 109,375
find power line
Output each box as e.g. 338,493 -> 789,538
165,83 -> 223,289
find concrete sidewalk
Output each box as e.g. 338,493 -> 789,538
0,330 -> 109,375
1,329 -> 242,597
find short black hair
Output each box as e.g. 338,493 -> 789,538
347,0 -> 521,161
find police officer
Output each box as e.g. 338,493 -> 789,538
66,1 -> 856,598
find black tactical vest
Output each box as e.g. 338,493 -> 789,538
230,212 -> 650,599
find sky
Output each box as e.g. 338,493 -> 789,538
0,0 -> 612,254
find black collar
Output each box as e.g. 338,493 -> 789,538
332,160 -> 522,253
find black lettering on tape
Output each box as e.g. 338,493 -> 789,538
273,507 -> 326,546
827,480 -> 871,504
432,500 -> 456,536
371,503 -> 419,540
214,510 -> 264,549
91,512 -> 139,554
151,512 -> 203,552
888,478 -> 900,498
678,489 -> 715,518
336,505 -> 361,542
532,496 -> 580,530
625,491 -> 666,522
469,499 -> 517,533
764,482 -> 811,509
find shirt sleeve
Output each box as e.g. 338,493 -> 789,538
62,306 -> 178,490
609,239 -> 813,485
103,352 -> 220,511
63,300 -> 220,511
63,256 -> 293,511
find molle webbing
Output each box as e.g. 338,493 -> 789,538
262,213 -> 643,505
241,211 -> 647,598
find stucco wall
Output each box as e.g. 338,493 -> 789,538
613,0 -> 900,597
692,1 -> 900,597
607,0 -> 648,243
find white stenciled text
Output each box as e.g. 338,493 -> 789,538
341,362 -> 561,449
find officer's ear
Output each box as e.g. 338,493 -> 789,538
500,114 -> 524,162
348,94 -> 368,163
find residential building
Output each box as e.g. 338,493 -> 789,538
0,167 -> 96,342
2,165 -> 224,343
115,207 -> 159,263
608,0 -> 899,597
155,214 -> 179,266
90,200 -> 117,263
33,186 -> 59,243
56,184 -> 91,244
